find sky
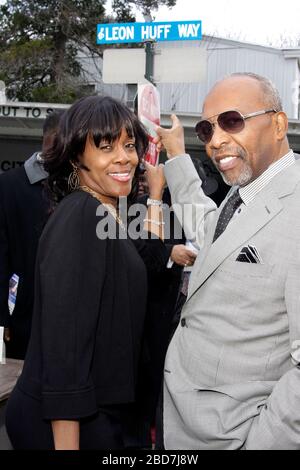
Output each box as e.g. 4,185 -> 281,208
107,0 -> 300,47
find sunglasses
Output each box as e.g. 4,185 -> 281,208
195,109 -> 277,144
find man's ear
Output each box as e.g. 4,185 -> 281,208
274,112 -> 288,141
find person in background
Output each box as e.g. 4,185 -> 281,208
0,111 -> 63,359
195,155 -> 230,207
5,95 -> 166,450
156,72 -> 300,450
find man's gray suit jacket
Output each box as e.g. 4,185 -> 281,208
163,155 -> 300,450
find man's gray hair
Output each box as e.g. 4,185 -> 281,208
229,72 -> 283,112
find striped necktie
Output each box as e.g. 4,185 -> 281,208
213,190 -> 242,242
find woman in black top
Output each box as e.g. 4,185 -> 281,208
5,95 -> 166,450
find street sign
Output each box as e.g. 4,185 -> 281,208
102,47 -> 206,84
103,49 -> 147,84
138,83 -> 161,166
97,21 -> 202,45
154,47 -> 206,83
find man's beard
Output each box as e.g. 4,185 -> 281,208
220,163 -> 253,187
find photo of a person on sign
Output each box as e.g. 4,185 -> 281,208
138,83 -> 160,166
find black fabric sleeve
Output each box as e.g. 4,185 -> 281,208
0,184 -> 11,328
39,196 -> 107,420
164,243 -> 175,262
132,234 -> 169,274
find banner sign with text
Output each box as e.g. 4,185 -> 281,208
97,21 -> 202,45
0,103 -> 67,119
138,83 -> 161,166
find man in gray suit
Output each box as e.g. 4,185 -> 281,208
155,72 -> 300,450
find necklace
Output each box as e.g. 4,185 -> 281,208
79,185 -> 126,230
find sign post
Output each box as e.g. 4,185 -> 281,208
144,41 -> 155,85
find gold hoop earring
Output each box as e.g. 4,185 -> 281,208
68,163 -> 80,191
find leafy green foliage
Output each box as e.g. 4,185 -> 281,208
112,0 -> 177,20
0,0 -> 107,102
0,0 -> 177,103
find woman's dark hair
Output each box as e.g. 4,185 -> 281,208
44,95 -> 149,207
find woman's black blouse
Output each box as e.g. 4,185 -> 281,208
17,190 -> 166,420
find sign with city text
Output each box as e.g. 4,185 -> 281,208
0,102 -> 67,119
97,21 -> 202,45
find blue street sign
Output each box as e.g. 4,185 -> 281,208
96,21 -> 202,45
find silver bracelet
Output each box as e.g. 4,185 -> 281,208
144,218 -> 165,226
147,198 -> 162,207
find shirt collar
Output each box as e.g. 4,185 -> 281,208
239,150 -> 295,206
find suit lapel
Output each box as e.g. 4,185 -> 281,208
187,160 -> 300,300
188,186 -> 282,300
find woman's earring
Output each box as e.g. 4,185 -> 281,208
68,162 -> 80,191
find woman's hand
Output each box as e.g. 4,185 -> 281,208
144,161 -> 165,201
